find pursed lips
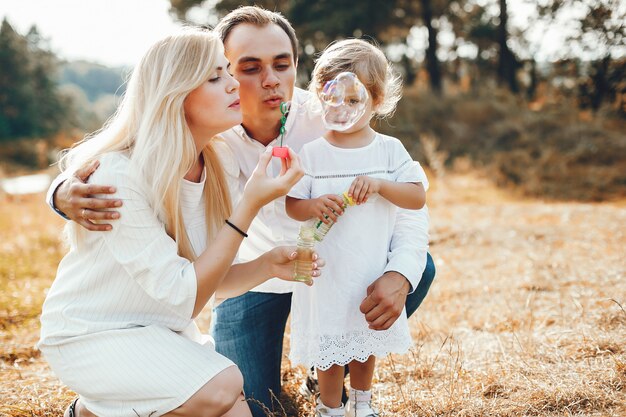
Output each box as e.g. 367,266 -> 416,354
264,94 -> 283,103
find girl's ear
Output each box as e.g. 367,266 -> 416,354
371,95 -> 383,113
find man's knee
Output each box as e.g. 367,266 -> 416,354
185,366 -> 244,416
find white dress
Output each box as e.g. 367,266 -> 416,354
287,134 -> 429,370
38,152 -> 234,417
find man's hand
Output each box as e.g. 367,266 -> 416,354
359,271 -> 410,330
54,160 -> 122,231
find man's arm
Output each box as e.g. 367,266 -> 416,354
360,206 -> 429,330
47,160 -> 123,231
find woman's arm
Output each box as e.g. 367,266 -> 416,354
191,150 -> 304,317
215,246 -> 322,299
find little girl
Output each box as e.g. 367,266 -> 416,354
285,39 -> 428,417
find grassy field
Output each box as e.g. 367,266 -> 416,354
1,171 -> 625,417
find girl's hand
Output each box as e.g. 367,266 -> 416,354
349,176 -> 380,204
310,194 -> 345,225
264,246 -> 325,285
242,148 -> 304,210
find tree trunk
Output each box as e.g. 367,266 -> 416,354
497,0 -> 518,93
591,55 -> 610,111
421,0 -> 442,93
527,59 -> 538,100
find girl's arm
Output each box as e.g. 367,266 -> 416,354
286,195 -> 347,224
379,180 -> 425,210
285,195 -> 315,221
349,176 -> 426,210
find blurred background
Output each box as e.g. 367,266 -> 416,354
0,0 -> 624,199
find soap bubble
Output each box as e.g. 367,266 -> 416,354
319,72 -> 369,131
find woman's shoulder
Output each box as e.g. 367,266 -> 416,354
88,151 -> 135,187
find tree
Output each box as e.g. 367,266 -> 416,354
0,19 -> 72,141
571,0 -> 624,110
168,0 -> 448,92
0,18 -> 33,139
497,0 -> 518,92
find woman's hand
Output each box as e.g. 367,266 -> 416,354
263,246 -> 324,286
348,175 -> 380,204
242,147 -> 304,210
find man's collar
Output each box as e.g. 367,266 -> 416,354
232,124 -> 280,146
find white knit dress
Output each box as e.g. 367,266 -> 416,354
287,134 -> 428,370
38,152 -> 234,416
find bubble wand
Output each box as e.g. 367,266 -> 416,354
271,101 -> 290,158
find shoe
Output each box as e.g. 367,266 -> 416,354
64,398 -> 79,417
300,366 -> 348,403
315,398 -> 345,417
300,367 -> 319,398
345,389 -> 380,417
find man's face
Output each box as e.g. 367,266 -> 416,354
224,23 -> 297,129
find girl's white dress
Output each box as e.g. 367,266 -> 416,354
38,152 -> 234,417
287,133 -> 428,370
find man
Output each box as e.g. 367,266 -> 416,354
48,7 -> 435,417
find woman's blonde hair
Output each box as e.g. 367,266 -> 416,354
310,39 -> 402,118
60,28 -> 231,261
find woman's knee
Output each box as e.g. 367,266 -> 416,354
186,366 -> 244,415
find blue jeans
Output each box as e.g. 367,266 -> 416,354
211,253 -> 436,417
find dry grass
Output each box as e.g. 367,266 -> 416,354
1,171 -> 625,416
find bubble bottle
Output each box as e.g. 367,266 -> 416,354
293,224 -> 316,284
311,191 -> 356,242
271,102 -> 290,158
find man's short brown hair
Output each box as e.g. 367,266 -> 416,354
214,6 -> 299,62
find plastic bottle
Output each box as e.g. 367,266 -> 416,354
293,224 -> 316,284
311,192 -> 356,242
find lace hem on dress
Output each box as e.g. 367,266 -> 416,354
290,327 -> 412,371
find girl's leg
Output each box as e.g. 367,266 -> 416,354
345,356 -> 379,417
317,365 -> 347,408
347,356 -> 375,390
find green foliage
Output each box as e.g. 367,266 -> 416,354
378,89 -> 626,200
0,19 -> 72,142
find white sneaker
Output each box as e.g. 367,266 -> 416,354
315,398 -> 345,417
345,389 -> 380,417
300,367 -> 319,398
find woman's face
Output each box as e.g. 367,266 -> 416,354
184,54 -> 242,141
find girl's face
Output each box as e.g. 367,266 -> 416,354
332,94 -> 375,134
184,54 -> 242,141
318,72 -> 371,132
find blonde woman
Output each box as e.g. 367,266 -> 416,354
38,28 -> 317,417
